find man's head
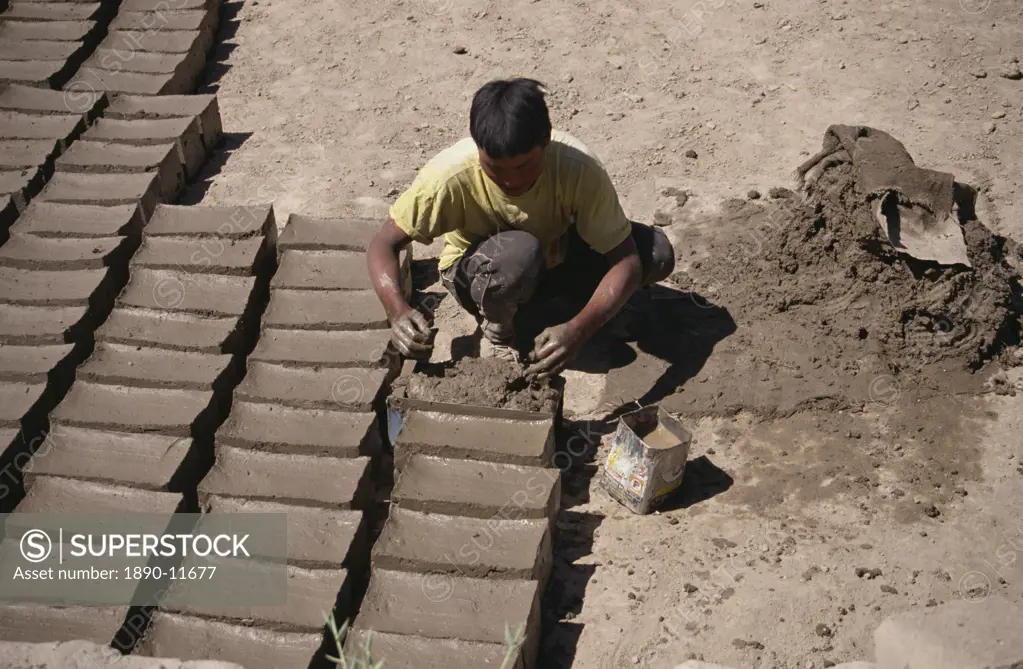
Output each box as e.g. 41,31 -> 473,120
470,78 -> 551,197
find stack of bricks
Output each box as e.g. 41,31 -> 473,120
136,215 -> 409,668
346,383 -> 563,669
0,201 -> 276,646
0,0 -> 117,89
70,0 -> 222,96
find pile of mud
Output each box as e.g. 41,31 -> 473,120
392,357 -> 560,413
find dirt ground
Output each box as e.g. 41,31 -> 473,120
193,0 -> 1023,667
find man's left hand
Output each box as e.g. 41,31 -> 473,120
524,322 -> 587,380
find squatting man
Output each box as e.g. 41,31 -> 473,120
367,78 -> 675,378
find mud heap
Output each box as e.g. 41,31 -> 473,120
392,357 -> 560,413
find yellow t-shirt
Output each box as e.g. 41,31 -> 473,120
389,129 -> 631,271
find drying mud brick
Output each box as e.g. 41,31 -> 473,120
0,166 -> 44,206
0,111 -> 82,144
103,94 -> 221,152
0,41 -> 81,62
11,201 -> 143,238
235,361 -> 389,411
263,289 -> 387,330
392,455 -> 561,521
0,20 -> 95,42
0,639 -> 248,669
0,380 -> 46,424
874,595 -> 1023,669
82,117 -> 204,178
198,444 -> 373,508
71,68 -> 194,97
23,423 -> 196,491
0,139 -> 61,169
122,0 -> 210,10
373,506 -> 553,581
51,380 -> 215,436
0,266 -> 117,308
55,140 -> 185,203
0,605 -> 129,644
96,307 -> 244,353
76,341 -> 233,390
131,236 -> 269,276
140,612 -> 322,669
117,269 -> 257,317
0,60 -> 68,88
356,569 -> 541,664
2,2 -> 102,21
344,629 -> 524,669
101,29 -> 206,60
205,495 -> 367,567
16,474 -> 182,514
278,214 -> 378,252
217,400 -> 380,457
0,84 -> 105,120
0,233 -> 133,270
250,328 -> 392,367
145,202 -> 273,239
84,48 -> 203,80
37,171 -> 161,215
0,304 -> 88,344
111,9 -> 215,34
392,409 -> 556,469
272,249 -> 373,290
0,342 -> 73,381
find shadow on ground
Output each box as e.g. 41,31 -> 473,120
197,1 -> 243,93
177,132 -> 253,204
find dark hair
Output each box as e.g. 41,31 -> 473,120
469,78 -> 552,159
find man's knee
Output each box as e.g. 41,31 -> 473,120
467,230 -> 544,304
631,223 -> 675,285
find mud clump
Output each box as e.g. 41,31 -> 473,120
393,357 -> 560,413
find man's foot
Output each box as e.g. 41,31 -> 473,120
480,336 -> 520,362
480,319 -> 516,346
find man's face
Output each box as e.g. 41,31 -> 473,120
478,142 -> 547,197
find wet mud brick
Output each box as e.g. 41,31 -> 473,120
345,629 -> 524,669
0,111 -> 83,146
117,269 -> 259,320
68,67 -> 198,97
0,267 -> 121,329
0,60 -> 70,88
2,2 -> 103,21
392,409 -> 556,470
36,171 -> 161,217
111,9 -> 219,49
0,233 -> 134,270
0,84 -> 105,122
204,495 -> 367,567
217,400 -> 381,457
10,201 -> 143,238
143,202 -> 273,239
264,288 -> 387,330
0,342 -> 74,381
250,328 -> 392,368
198,444 -> 373,507
121,0 -> 214,9
373,505 -> 553,582
95,307 -> 246,354
0,41 -> 82,64
131,236 -> 271,276
0,166 -> 45,208
392,455 -> 561,522
0,380 -> 46,428
82,117 -> 205,180
0,139 -> 61,171
356,569 -> 542,668
235,361 -> 389,411
0,605 -> 129,644
99,28 -> 206,55
272,249 -> 374,290
139,612 -> 322,669
15,472 -> 183,514
0,304 -> 90,344
23,423 -> 199,491
56,141 -> 185,203
103,94 -> 221,153
51,380 -> 216,436
76,341 -> 234,391
0,20 -> 97,43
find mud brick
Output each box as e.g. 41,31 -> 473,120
392,455 -> 561,522
16,473 -> 183,513
77,341 -> 233,391
102,28 -> 203,54
356,569 -> 541,665
22,423 -> 197,490
393,410 -> 556,470
0,380 -> 46,425
0,304 -> 88,344
170,563 -> 351,630
37,171 -> 161,215
51,380 -> 215,436
0,605 -> 129,644
0,20 -> 95,42
132,236 -> 269,276
56,140 -> 185,203
103,94 -> 221,152
217,400 -> 380,457
139,612 -> 323,669
144,202 -> 273,239
204,495 -> 367,568
264,289 -> 387,330
0,40 -> 81,61
272,249 -> 373,290
0,342 -> 73,381
198,443 -> 373,508
70,67 -> 195,96
83,117 -> 204,179
1,195 -> 16,236
373,506 -> 553,582
278,214 -> 379,252
121,0 -> 210,9
11,201 -> 143,238
0,110 -> 82,144
0,233 -> 133,270
344,629 -> 523,669
0,266 -> 118,309
0,59 -> 68,88
95,306 -> 244,353
3,2 -> 102,21
85,47 -> 200,77
0,139 -> 61,169
117,268 -> 257,317
0,166 -> 44,207
111,9 -> 217,40
0,83 -> 105,120
235,361 -> 388,411
250,328 -> 391,368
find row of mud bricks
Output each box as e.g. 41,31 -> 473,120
1,0 -> 221,94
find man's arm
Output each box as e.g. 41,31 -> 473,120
367,217 -> 432,358
525,234 -> 642,378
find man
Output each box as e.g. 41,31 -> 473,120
367,78 -> 674,379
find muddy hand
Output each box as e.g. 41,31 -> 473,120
524,323 -> 583,380
391,308 -> 432,359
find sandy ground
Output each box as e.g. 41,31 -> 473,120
192,0 -> 1023,666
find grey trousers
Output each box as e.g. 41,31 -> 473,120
441,223 -> 675,328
